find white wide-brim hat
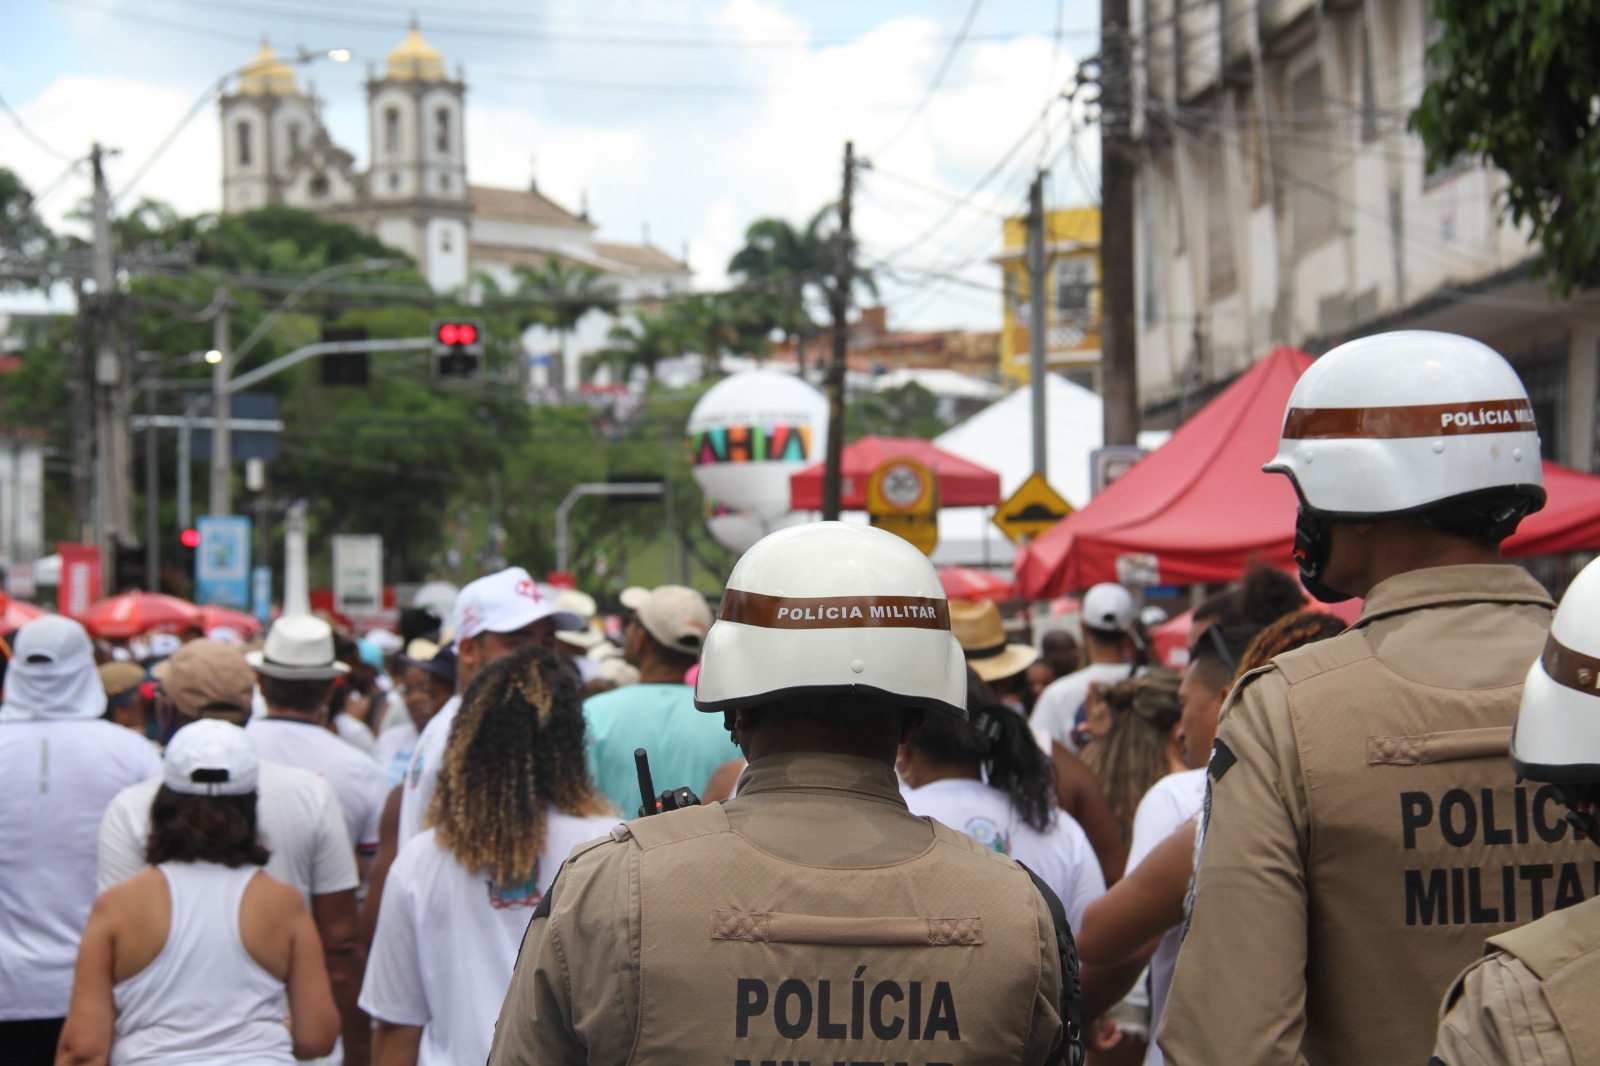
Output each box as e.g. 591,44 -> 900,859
246,614 -> 351,681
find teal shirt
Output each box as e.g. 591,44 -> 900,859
583,683 -> 737,816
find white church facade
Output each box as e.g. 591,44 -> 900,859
218,25 -> 691,387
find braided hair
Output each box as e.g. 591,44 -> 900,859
426,645 -> 612,885
1080,668 -> 1182,842
906,669 -> 1057,832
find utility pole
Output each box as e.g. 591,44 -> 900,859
1100,0 -> 1139,445
90,142 -> 131,593
144,381 -> 159,590
70,277 -> 94,542
209,287 -> 233,516
821,139 -> 854,522
1026,170 -> 1050,478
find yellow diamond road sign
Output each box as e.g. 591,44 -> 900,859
992,471 -> 1073,544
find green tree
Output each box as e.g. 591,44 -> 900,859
599,311 -> 686,383
512,255 -> 618,390
1412,0 -> 1600,291
847,383 -> 948,441
0,167 -> 55,290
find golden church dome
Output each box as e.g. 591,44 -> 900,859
386,22 -> 446,81
237,39 -> 298,95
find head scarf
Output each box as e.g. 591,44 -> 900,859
0,615 -> 109,723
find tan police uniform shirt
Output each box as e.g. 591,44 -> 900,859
1432,894 -> 1600,1066
488,751 -> 1065,1066
1158,564 -> 1593,1066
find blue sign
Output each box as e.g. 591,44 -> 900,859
195,515 -> 252,609
251,566 -> 273,622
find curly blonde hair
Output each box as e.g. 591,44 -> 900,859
1080,668 -> 1182,843
426,645 -> 612,884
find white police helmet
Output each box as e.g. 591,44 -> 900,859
1263,331 -> 1545,601
1511,557 -> 1600,786
695,522 -> 967,719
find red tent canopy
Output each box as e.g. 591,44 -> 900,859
939,567 -> 1015,602
1016,345 -> 1600,598
789,436 -> 1002,510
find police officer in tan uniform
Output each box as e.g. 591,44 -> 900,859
1432,555 -> 1600,1065
1159,331 -> 1588,1066
489,522 -> 1074,1065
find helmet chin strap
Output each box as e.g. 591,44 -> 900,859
1293,510 -> 1353,604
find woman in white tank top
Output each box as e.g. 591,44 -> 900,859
57,719 -> 338,1065
360,645 -> 616,1066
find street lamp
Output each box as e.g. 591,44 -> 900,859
209,257 -> 405,517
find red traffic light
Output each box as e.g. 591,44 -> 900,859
179,528 -> 201,549
436,322 -> 479,346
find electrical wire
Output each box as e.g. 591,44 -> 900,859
871,0 -> 986,158
0,89 -> 76,161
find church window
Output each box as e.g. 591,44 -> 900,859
237,121 -> 253,166
310,173 -> 329,198
389,172 -> 400,191
435,107 -> 450,153
287,122 -> 301,155
441,227 -> 453,252
440,174 -> 450,193
385,107 -> 401,154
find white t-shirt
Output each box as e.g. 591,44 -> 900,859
396,695 -> 460,844
333,713 -> 376,755
98,760 -> 360,905
1032,662 -> 1137,751
1126,768 -> 1207,1066
0,719 -> 163,1020
902,777 -> 1105,933
373,720 -> 419,789
247,717 -> 388,850
360,813 -> 616,1065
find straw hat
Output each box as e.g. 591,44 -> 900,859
949,599 -> 1039,682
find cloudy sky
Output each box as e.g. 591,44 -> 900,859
2,0 -> 1101,329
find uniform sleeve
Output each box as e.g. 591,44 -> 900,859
489,841 -> 637,1066
1157,669 -> 1311,1066
1432,953 -> 1575,1066
96,786 -> 149,891
358,850 -> 429,1026
307,775 -> 360,895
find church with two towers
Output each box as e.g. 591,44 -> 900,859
217,23 -> 690,302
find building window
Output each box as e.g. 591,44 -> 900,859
1521,344 -> 1568,464
309,173 -> 329,198
287,122 -> 302,155
435,107 -> 450,153
441,227 -> 453,252
440,173 -> 450,193
388,172 -> 401,191
385,107 -> 401,154
1285,64 -> 1340,253
1054,257 -> 1093,322
237,121 -> 252,166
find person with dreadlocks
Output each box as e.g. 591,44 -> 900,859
358,645 -> 614,1066
900,667 -> 1105,933
1079,669 -> 1184,847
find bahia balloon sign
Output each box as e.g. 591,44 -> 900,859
687,370 -> 829,554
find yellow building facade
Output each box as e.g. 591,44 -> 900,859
994,206 -> 1102,389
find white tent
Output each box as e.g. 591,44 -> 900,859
922,374 -> 1105,567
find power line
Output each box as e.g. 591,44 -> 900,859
0,89 -> 76,162
871,0 -> 986,158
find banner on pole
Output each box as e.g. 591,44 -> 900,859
196,516 -> 252,609
56,542 -> 100,618
332,535 -> 383,617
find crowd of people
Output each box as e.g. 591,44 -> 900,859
1,328 -> 1596,1065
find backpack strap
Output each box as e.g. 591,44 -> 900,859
1018,861 -> 1085,1066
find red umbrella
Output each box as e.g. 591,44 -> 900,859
939,566 -> 1016,602
0,593 -> 44,634
199,604 -> 263,638
789,436 -> 1003,510
80,592 -> 203,639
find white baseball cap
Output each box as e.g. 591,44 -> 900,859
163,719 -> 260,797
452,567 -> 583,642
1082,583 -> 1138,635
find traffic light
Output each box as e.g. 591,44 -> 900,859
113,538 -> 147,592
432,318 -> 483,378
177,527 -> 199,584
320,326 -> 369,386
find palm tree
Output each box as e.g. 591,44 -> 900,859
726,205 -> 876,373
602,311 -> 684,383
512,255 -> 618,394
